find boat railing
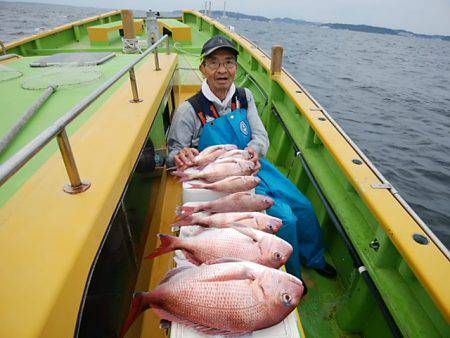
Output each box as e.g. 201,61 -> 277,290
0,34 -> 170,194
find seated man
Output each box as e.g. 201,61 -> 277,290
167,36 -> 336,279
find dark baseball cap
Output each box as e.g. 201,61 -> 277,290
200,36 -> 239,61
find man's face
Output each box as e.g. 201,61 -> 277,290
200,49 -> 238,94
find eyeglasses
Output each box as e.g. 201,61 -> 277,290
204,59 -> 237,70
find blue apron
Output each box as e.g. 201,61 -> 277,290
198,106 -> 326,278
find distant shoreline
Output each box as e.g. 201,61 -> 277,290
206,10 -> 450,42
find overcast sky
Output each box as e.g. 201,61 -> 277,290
6,0 -> 450,35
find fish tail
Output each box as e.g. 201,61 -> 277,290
175,205 -> 191,218
172,216 -> 192,227
120,292 -> 150,337
187,182 -> 207,189
145,234 -> 179,259
175,205 -> 198,217
172,170 -> 193,182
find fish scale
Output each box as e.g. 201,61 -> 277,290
159,276 -> 269,330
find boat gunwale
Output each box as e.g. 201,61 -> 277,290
183,10 -> 450,322
3,10 -> 121,51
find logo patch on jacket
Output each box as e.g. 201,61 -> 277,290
240,121 -> 248,135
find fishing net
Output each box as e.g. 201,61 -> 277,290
0,64 -> 23,82
21,65 -> 102,90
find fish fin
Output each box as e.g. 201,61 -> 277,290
203,259 -> 257,282
120,292 -> 151,337
175,205 -> 187,218
203,257 -> 248,265
171,215 -> 193,228
175,205 -> 197,217
171,169 -> 185,177
179,205 -> 198,217
230,223 -> 259,242
194,163 -> 209,171
182,250 -> 202,265
172,170 -> 195,182
159,266 -> 192,284
190,226 -> 210,236
187,182 -> 207,189
152,307 -> 195,326
152,308 -> 250,336
145,234 -> 179,259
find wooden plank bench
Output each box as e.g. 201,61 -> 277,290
158,19 -> 192,42
88,19 -> 144,45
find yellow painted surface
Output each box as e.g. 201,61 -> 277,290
185,10 -> 450,322
138,174 -> 181,338
88,19 -> 144,44
4,10 -> 120,51
158,20 -> 192,42
0,53 -> 178,337
174,84 -> 201,108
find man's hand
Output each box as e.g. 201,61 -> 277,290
246,146 -> 261,175
174,147 -> 199,169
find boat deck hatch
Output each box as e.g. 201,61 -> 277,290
29,52 -> 116,67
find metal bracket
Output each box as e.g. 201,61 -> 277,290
371,183 -> 393,189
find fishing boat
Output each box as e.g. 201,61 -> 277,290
0,9 -> 448,338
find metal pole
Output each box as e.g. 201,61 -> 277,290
128,67 -> 143,103
121,9 -> 136,39
166,36 -> 170,55
154,46 -> 161,71
270,45 -> 283,75
56,129 -> 91,194
146,10 -> 158,49
0,40 -> 6,55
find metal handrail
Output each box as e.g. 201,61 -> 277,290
0,34 -> 169,192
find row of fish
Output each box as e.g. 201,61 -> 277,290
121,145 -> 305,337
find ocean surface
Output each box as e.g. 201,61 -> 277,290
1,2 -> 449,248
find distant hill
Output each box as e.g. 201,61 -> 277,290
320,23 -> 449,41
271,17 -> 306,25
193,10 -> 450,42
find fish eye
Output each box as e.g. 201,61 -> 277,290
282,293 -> 292,306
273,252 -> 282,260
